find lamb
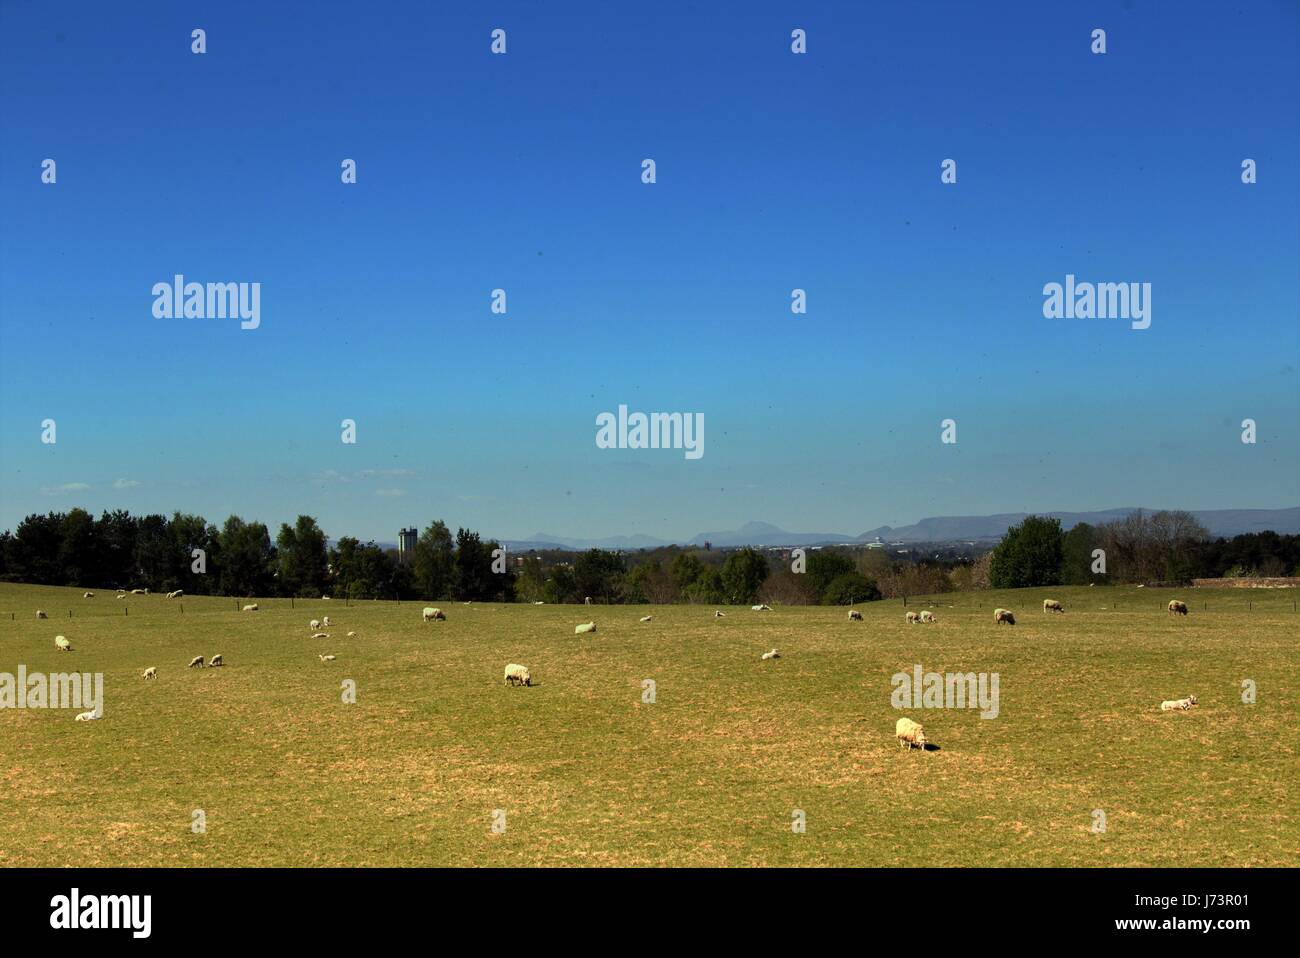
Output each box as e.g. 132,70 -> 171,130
166,590 -> 184,599
994,608 -> 1015,625
584,596 -> 593,605
575,621 -> 597,634
504,663 -> 532,687
54,635 -> 71,652
36,610 -> 47,619
1160,694 -> 1198,712
321,595 -> 331,600
319,654 -> 336,663
896,717 -> 928,750
322,616 -> 331,627
142,667 -> 157,680
131,589 -> 146,595
713,610 -> 726,618
75,710 -> 100,722
760,648 -> 780,660
242,603 -> 259,612
751,604 -> 772,612
187,655 -> 204,669
209,654 -> 223,667
848,610 -> 863,621
311,632 -> 330,640
905,611 -> 919,624
310,619 -> 321,631
83,591 -> 94,599
919,610 -> 936,623
116,593 -> 126,599
422,607 -> 445,622
347,631 -> 357,638
639,615 -> 652,622
1168,600 -> 1189,616
1043,598 -> 1064,613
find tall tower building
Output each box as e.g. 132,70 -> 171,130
398,527 -> 418,563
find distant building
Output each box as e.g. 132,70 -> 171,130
397,527 -> 417,563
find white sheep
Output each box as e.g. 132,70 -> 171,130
639,615 -> 652,622
575,621 -> 597,634
319,654 -> 336,663
83,591 -> 94,599
242,603 -> 259,612
504,663 -> 532,687
848,610 -> 863,621
142,667 -> 157,680
54,635 -> 71,652
209,654 -> 223,667
166,590 -> 184,599
584,596 -> 593,605
131,589 -> 146,595
1043,598 -> 1064,613
74,710 -> 100,722
896,717 -> 928,750
919,610 -> 936,624
36,610 -> 47,619
347,631 -> 357,638
751,604 -> 772,612
187,655 -> 204,669
1168,600 -> 1189,616
116,593 -> 126,600
311,632 -> 330,640
905,611 -> 919,624
322,616 -> 331,627
310,619 -> 321,631
321,595 -> 331,600
422,607 -> 445,622
994,608 -> 1015,625
713,610 -> 726,618
760,648 -> 780,660
1160,694 -> 1198,712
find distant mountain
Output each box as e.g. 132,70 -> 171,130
494,507 -> 1300,552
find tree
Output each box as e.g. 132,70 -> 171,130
218,516 -> 275,597
331,537 -> 397,599
719,548 -> 770,604
453,528 -> 494,601
822,572 -> 881,605
989,516 -> 1063,588
412,521 -> 455,599
573,549 -> 625,603
58,508 -> 100,586
670,552 -> 705,592
544,563 -> 578,604
683,567 -> 724,604
805,550 -> 856,602
1060,522 -> 1100,585
276,516 -> 329,597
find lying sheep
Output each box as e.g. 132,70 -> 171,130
242,603 -> 259,612
848,610 -> 863,621
36,610 -> 47,619
311,632 -> 330,640
1043,598 -> 1064,613
54,635 -> 71,652
310,619 -> 321,631
142,667 -> 157,680
713,610 -> 726,618
919,610 -> 936,623
760,648 -> 780,660
188,655 -> 204,669
318,654 -> 336,663
575,621 -> 597,635
751,604 -> 772,612
166,590 -> 184,599
896,717 -> 928,750
321,595 -> 331,600
116,593 -> 126,599
75,710 -> 100,722
504,663 -> 532,687
322,616 -> 331,628
422,607 -> 445,622
639,615 -> 652,622
1160,694 -> 1198,711
347,631 -> 357,638
1168,600 -> 1189,616
83,591 -> 94,599
905,611 -> 919,624
209,654 -> 223,667
994,608 -> 1015,625
131,589 -> 146,595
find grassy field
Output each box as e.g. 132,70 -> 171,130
0,582 -> 1295,867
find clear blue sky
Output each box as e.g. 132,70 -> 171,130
1,0 -> 1297,543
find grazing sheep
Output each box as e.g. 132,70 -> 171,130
751,604 -> 772,612
187,655 -> 204,669
83,591 -> 94,599
905,611 -> 919,624
574,621 -> 597,635
896,717 -> 928,750
209,654 -> 223,667
310,619 -> 321,631
713,610 -> 726,618
322,616 -> 331,627
74,710 -> 100,722
242,603 -> 259,612
1160,694 -> 1198,712
347,631 -> 357,638
166,590 -> 184,599
36,610 -> 47,619
919,610 -> 936,624
639,615 -> 652,622
1168,600 -> 1189,616
311,632 -> 330,640
318,654 -> 336,663
504,663 -> 532,687
584,596 -> 593,605
994,608 -> 1015,625
142,667 -> 157,680
848,610 -> 863,621
760,648 -> 780,660
1043,598 -> 1064,613
422,607 -> 445,622
54,635 -> 71,652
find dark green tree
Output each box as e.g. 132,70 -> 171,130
989,516 -> 1064,588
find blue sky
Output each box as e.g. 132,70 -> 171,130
1,0 -> 1297,543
